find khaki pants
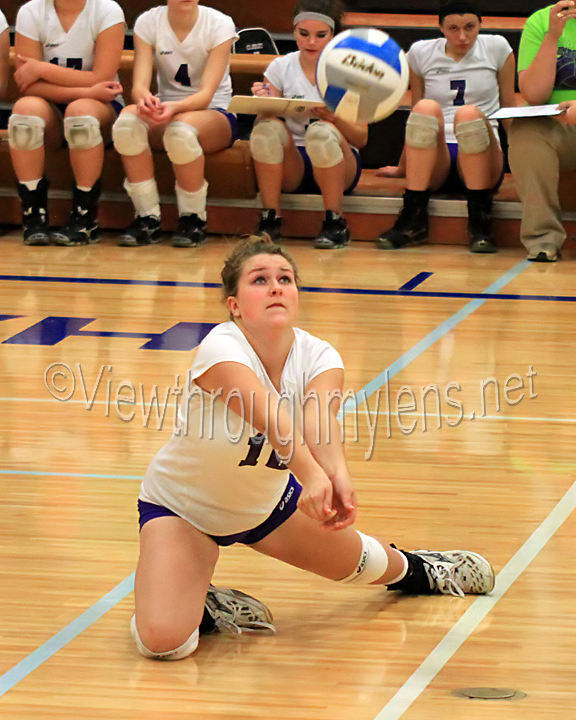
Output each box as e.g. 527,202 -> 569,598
508,116 -> 576,252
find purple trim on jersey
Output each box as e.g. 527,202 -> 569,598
213,108 -> 239,146
138,474 -> 302,545
440,142 -> 504,194
294,146 -> 362,195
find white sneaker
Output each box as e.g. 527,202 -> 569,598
527,242 -> 559,262
410,550 -> 495,598
205,585 -> 276,634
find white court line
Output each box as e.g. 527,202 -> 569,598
1,397 -> 574,426
373,477 -> 576,720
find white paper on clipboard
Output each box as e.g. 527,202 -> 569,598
227,95 -> 324,116
489,104 -> 565,120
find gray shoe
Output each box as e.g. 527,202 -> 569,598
205,585 -> 275,634
410,550 -> 495,598
527,242 -> 559,262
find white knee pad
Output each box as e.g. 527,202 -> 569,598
339,531 -> 389,585
305,121 -> 343,169
250,119 -> 290,164
64,115 -> 103,150
131,615 -> 199,660
455,118 -> 490,154
405,113 -> 439,149
112,114 -> 150,156
163,122 -> 203,165
8,114 -> 46,151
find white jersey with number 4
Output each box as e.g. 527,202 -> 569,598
16,0 -> 125,71
407,35 -> 512,143
140,321 -> 344,536
134,5 -> 238,106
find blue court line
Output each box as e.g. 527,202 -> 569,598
1,272 -> 576,303
0,574 -> 135,698
0,469 -> 143,480
344,258 -> 531,412
398,272 -> 434,291
0,257 -> 531,696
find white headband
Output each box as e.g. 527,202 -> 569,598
293,12 -> 335,29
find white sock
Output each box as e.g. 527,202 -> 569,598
77,185 -> 92,193
385,551 -> 409,585
22,179 -> 41,191
175,181 -> 208,220
124,178 -> 161,219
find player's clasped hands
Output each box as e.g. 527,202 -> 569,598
298,469 -> 357,529
136,93 -> 179,127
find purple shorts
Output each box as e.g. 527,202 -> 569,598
214,108 -> 239,146
440,142 -> 504,194
138,474 -> 302,546
295,145 -> 362,195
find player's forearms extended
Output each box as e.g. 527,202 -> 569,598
20,81 -> 89,103
176,89 -> 214,113
303,413 -> 347,480
41,62 -> 103,88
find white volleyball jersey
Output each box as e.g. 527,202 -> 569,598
134,5 -> 237,106
0,10 -> 8,34
140,321 -> 344,536
264,51 -> 323,146
407,35 -> 512,143
16,0 -> 124,72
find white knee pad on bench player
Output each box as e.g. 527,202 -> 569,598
250,119 -> 290,164
339,531 -> 389,584
163,122 -> 203,164
455,118 -> 490,154
305,121 -> 343,168
112,114 -> 150,156
8,114 -> 46,151
131,615 -> 199,660
64,115 -> 103,150
405,113 -> 439,149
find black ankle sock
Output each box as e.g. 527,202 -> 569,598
386,547 -> 433,594
199,604 -> 217,634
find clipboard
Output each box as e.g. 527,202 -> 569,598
489,104 -> 565,120
227,95 -> 324,116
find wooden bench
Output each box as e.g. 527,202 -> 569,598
2,49 -> 576,246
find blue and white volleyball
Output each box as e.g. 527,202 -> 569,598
316,28 -> 409,124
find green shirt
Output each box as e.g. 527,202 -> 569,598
518,6 -> 576,102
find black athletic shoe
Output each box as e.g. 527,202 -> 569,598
17,177 -> 50,246
255,209 -> 283,242
467,189 -> 497,254
52,181 -> 102,246
387,547 -> 495,597
118,215 -> 162,247
527,243 -> 559,262
171,213 -> 207,248
377,189 -> 429,249
314,211 -> 351,249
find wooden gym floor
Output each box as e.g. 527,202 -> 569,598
0,227 -> 575,720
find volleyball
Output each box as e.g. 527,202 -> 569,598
316,28 -> 409,124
